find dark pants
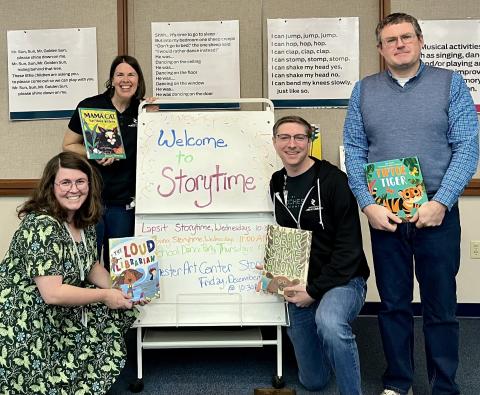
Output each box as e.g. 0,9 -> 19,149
370,205 -> 460,395
96,203 -> 135,271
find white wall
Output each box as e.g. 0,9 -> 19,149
1,195 -> 479,303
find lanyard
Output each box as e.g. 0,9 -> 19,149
64,222 -> 88,327
63,222 -> 87,284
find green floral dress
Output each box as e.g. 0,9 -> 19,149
0,213 -> 137,395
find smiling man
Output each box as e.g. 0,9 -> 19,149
343,13 -> 479,395
269,115 -> 370,395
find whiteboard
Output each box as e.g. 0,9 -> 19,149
134,100 -> 286,327
134,214 -> 286,326
135,109 -> 279,214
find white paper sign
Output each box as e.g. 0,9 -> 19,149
420,19 -> 480,109
151,21 -> 240,100
135,109 -> 278,214
267,17 -> 359,105
7,28 -> 98,120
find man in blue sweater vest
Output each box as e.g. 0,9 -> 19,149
343,13 -> 479,395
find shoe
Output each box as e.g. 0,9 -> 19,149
380,389 -> 413,395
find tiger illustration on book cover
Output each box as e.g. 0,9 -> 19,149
364,156 -> 428,220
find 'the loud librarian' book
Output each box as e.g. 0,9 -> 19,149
261,225 -> 312,296
109,236 -> 160,302
78,108 -> 126,160
364,156 -> 428,220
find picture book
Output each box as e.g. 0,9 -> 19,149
109,236 -> 160,302
78,108 -> 126,160
261,224 -> 312,296
364,156 -> 428,220
308,123 -> 321,160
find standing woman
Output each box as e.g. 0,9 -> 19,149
63,55 -> 145,270
0,152 -> 135,394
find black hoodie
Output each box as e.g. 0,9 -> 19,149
270,157 -> 370,300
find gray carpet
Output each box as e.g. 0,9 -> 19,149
109,317 -> 480,394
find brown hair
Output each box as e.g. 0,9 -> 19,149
375,13 -> 423,46
105,55 -> 146,100
18,152 -> 103,228
272,115 -> 314,138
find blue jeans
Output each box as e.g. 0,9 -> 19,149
286,276 -> 366,395
96,203 -> 135,271
370,204 -> 460,395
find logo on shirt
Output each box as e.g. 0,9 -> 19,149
305,198 -> 321,212
128,118 -> 137,128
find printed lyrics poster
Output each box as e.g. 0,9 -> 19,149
420,19 -> 480,110
7,28 -> 98,120
267,17 -> 359,106
151,20 -> 240,101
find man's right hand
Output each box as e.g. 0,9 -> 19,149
363,204 -> 401,232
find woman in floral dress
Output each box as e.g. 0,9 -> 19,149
0,152 -> 136,395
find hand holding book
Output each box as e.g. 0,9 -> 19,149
255,262 -> 315,307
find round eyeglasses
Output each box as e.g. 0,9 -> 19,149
54,178 -> 89,192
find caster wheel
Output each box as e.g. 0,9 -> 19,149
129,378 -> 144,393
272,375 -> 285,388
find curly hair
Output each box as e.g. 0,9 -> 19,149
18,152 -> 103,228
105,55 -> 146,100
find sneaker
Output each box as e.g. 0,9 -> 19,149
380,389 -> 413,395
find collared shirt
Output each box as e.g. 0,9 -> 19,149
343,62 -> 479,210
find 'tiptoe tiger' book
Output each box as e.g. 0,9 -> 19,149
364,156 -> 428,220
109,236 -> 160,302
261,225 -> 312,297
79,108 -> 126,160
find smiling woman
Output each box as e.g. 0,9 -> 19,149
0,151 -> 138,395
62,55 -> 147,271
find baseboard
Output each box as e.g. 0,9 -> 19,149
360,302 -> 480,318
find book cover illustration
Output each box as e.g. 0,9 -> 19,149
261,224 -> 312,296
308,124 -> 321,160
78,108 -> 126,160
364,156 -> 428,220
109,236 -> 160,302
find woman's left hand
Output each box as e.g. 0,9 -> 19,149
96,157 -> 116,166
133,298 -> 152,307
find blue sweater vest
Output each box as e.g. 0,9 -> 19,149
360,66 -> 453,194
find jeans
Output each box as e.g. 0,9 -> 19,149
286,276 -> 366,395
96,203 -> 135,271
370,204 -> 460,395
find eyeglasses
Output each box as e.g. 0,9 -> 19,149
382,33 -> 417,48
54,178 -> 89,192
275,134 -> 309,144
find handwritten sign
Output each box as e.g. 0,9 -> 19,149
136,109 -> 279,213
136,216 -> 276,301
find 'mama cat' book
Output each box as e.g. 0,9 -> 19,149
261,225 -> 312,296
364,156 -> 428,220
109,236 -> 160,302
79,108 -> 126,160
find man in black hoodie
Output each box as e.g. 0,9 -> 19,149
270,115 -> 370,395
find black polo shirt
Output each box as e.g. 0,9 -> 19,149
68,91 -> 140,205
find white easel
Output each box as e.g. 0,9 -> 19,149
129,99 -> 287,392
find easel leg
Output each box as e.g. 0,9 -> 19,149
272,325 -> 285,388
129,327 -> 144,393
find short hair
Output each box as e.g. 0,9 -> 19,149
105,55 -> 146,100
375,13 -> 423,46
18,152 -> 103,229
272,115 -> 314,138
